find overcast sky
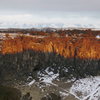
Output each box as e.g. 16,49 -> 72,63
0,0 -> 100,27
0,0 -> 100,13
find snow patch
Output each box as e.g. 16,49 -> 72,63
38,67 -> 59,85
28,79 -> 35,86
59,91 -> 69,97
96,35 -> 100,39
70,76 -> 100,100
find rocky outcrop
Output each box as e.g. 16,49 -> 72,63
1,35 -> 100,59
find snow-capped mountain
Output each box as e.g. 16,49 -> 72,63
0,22 -> 100,29
0,14 -> 100,29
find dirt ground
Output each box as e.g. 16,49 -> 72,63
16,80 -> 78,100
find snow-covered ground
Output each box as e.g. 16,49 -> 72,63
70,76 -> 100,100
27,67 -> 59,86
37,67 -> 59,86
28,67 -> 100,100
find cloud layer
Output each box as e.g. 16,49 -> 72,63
0,0 -> 100,13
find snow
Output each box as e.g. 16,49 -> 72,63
26,66 -> 100,100
0,20 -> 100,29
27,70 -> 100,100
0,33 -> 20,39
59,91 -> 69,97
96,35 -> 100,39
38,67 -> 59,85
70,76 -> 100,100
27,67 -> 59,86
28,79 -> 35,86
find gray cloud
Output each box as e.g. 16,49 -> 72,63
0,0 -> 100,13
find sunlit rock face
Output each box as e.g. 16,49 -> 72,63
1,33 -> 100,59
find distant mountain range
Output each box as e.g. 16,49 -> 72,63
0,22 -> 100,29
